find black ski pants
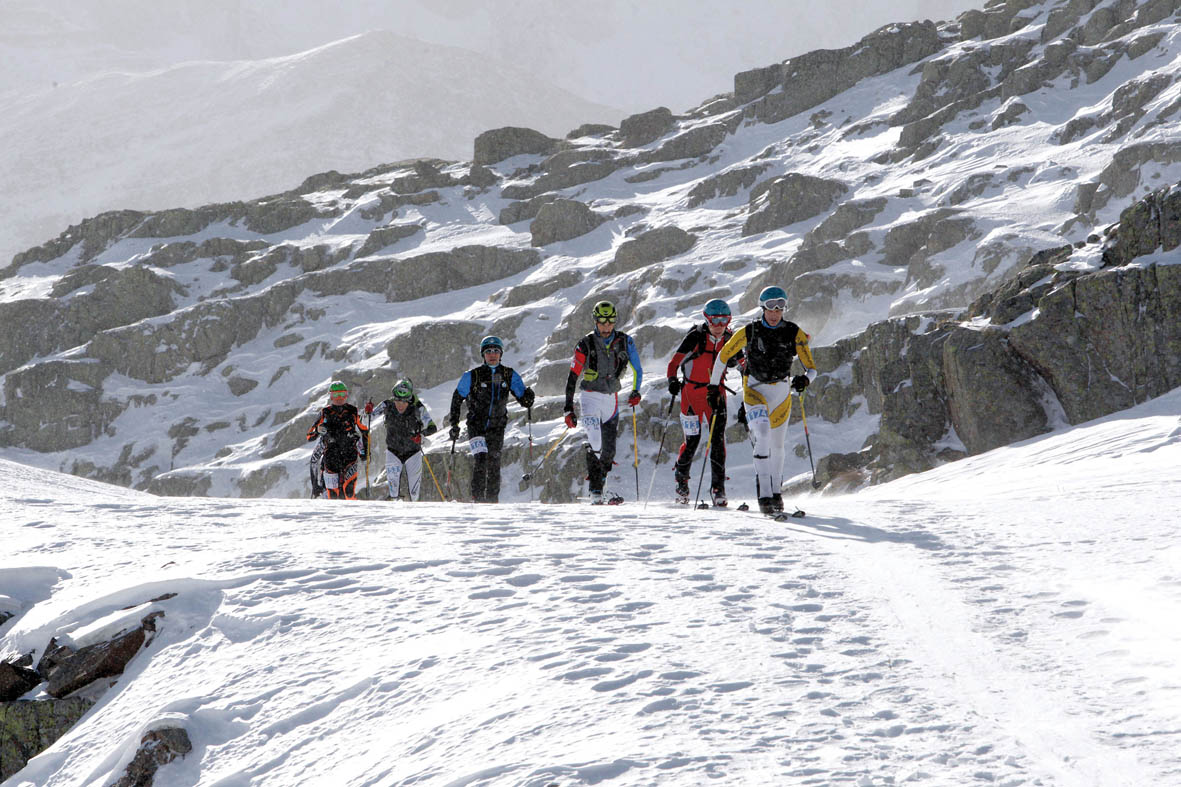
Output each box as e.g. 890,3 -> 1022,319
673,403 -> 727,491
584,415 -> 619,494
471,428 -> 506,503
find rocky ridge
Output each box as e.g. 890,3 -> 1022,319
0,0 -> 1178,501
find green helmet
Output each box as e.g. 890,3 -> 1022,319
328,381 -> 348,399
392,379 -> 414,402
592,300 -> 617,324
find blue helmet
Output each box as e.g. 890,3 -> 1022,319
758,286 -> 788,309
703,298 -> 731,317
479,335 -> 504,354
703,298 -> 731,326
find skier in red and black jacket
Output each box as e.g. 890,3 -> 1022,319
665,299 -> 744,507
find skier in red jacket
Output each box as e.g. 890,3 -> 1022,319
665,299 -> 744,506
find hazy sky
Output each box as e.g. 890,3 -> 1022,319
4,0 -> 985,113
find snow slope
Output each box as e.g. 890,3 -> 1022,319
3,388 -> 1179,786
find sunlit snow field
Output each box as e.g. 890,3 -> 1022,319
2,388 -> 1179,786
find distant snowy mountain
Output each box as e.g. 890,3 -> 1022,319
0,0 -> 1179,502
0,28 -> 622,271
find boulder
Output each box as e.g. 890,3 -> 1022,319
620,107 -> 675,147
742,174 -> 848,236
473,127 -> 561,165
530,200 -> 607,246
605,226 -> 697,275
0,662 -> 40,702
43,612 -> 162,698
113,727 -> 193,787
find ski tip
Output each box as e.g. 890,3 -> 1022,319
737,502 -> 750,512
791,509 -> 805,518
695,501 -> 710,510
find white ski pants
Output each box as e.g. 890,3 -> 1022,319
385,450 -> 423,500
578,390 -> 619,456
746,379 -> 793,499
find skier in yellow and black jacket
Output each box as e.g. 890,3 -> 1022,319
707,286 -> 816,515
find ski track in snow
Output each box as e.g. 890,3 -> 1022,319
2,393 -> 1180,786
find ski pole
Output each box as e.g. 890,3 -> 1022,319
643,394 -> 679,509
630,404 -> 640,501
798,391 -> 821,489
522,427 -> 570,483
693,412 -> 718,509
527,407 -> 535,503
445,435 -> 458,500
365,407 -> 372,499
422,449 -> 446,502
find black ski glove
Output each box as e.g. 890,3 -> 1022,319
424,422 -> 438,436
736,403 -> 747,427
667,377 -> 681,397
706,384 -> 724,412
791,374 -> 810,392
448,424 -> 461,441
519,387 -> 535,409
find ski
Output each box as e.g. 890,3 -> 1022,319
697,500 -> 805,520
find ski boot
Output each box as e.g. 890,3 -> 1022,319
711,487 -> 728,508
757,497 -> 776,515
591,490 -> 604,505
674,476 -> 690,505
771,493 -> 785,513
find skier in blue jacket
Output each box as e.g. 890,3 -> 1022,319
448,336 -> 535,503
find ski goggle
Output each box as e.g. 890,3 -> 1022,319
330,390 -> 348,400
482,346 -> 502,355
595,316 -> 617,324
706,314 -> 731,326
761,297 -> 787,311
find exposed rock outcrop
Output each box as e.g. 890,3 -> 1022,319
473,127 -> 562,165
530,199 -> 608,246
742,174 -> 848,236
113,726 -> 193,787
798,183 -> 1181,491
0,697 -> 94,781
738,21 -> 941,125
605,226 -> 697,275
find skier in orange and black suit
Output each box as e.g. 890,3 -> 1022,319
306,381 -> 369,500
